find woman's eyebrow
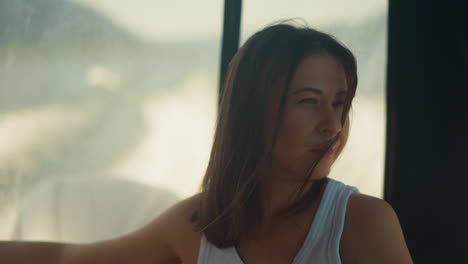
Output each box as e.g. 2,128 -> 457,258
336,90 -> 348,95
292,87 -> 348,95
292,87 -> 322,95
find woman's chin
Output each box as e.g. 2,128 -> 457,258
294,165 -> 330,181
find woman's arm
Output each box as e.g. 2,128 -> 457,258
60,214 -> 180,264
0,219 -> 178,264
0,196 -> 199,264
341,194 -> 413,264
0,241 -> 65,264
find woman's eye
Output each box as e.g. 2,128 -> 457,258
299,98 -> 318,104
334,101 -> 346,107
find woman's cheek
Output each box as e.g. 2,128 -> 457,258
279,111 -> 312,146
335,115 -> 350,156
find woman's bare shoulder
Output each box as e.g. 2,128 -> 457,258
150,193 -> 203,263
154,192 -> 201,231
346,193 -> 393,219
62,193 -> 203,264
340,193 -> 413,264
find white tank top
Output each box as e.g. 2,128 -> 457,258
197,178 -> 358,264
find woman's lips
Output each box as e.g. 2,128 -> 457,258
310,142 -> 340,155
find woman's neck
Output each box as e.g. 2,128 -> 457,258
262,165 -> 321,219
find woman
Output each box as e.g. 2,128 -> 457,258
0,22 -> 413,264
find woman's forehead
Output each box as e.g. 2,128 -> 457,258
290,54 -> 348,94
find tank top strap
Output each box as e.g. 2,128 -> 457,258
296,178 -> 358,263
197,235 -> 209,263
198,234 -> 241,264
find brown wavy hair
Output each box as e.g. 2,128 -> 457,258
191,21 -> 357,248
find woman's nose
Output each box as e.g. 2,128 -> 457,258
316,111 -> 342,137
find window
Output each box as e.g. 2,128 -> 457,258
0,0 -> 388,243
0,0 -> 222,242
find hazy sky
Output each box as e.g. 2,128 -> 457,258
73,0 -> 387,42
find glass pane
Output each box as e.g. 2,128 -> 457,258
0,0 -> 222,242
241,0 -> 388,197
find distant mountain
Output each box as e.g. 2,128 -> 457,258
0,0 -> 142,47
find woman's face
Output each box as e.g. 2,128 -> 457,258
268,54 -> 351,180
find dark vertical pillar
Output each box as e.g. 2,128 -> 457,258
385,0 -> 468,262
219,0 -> 242,99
